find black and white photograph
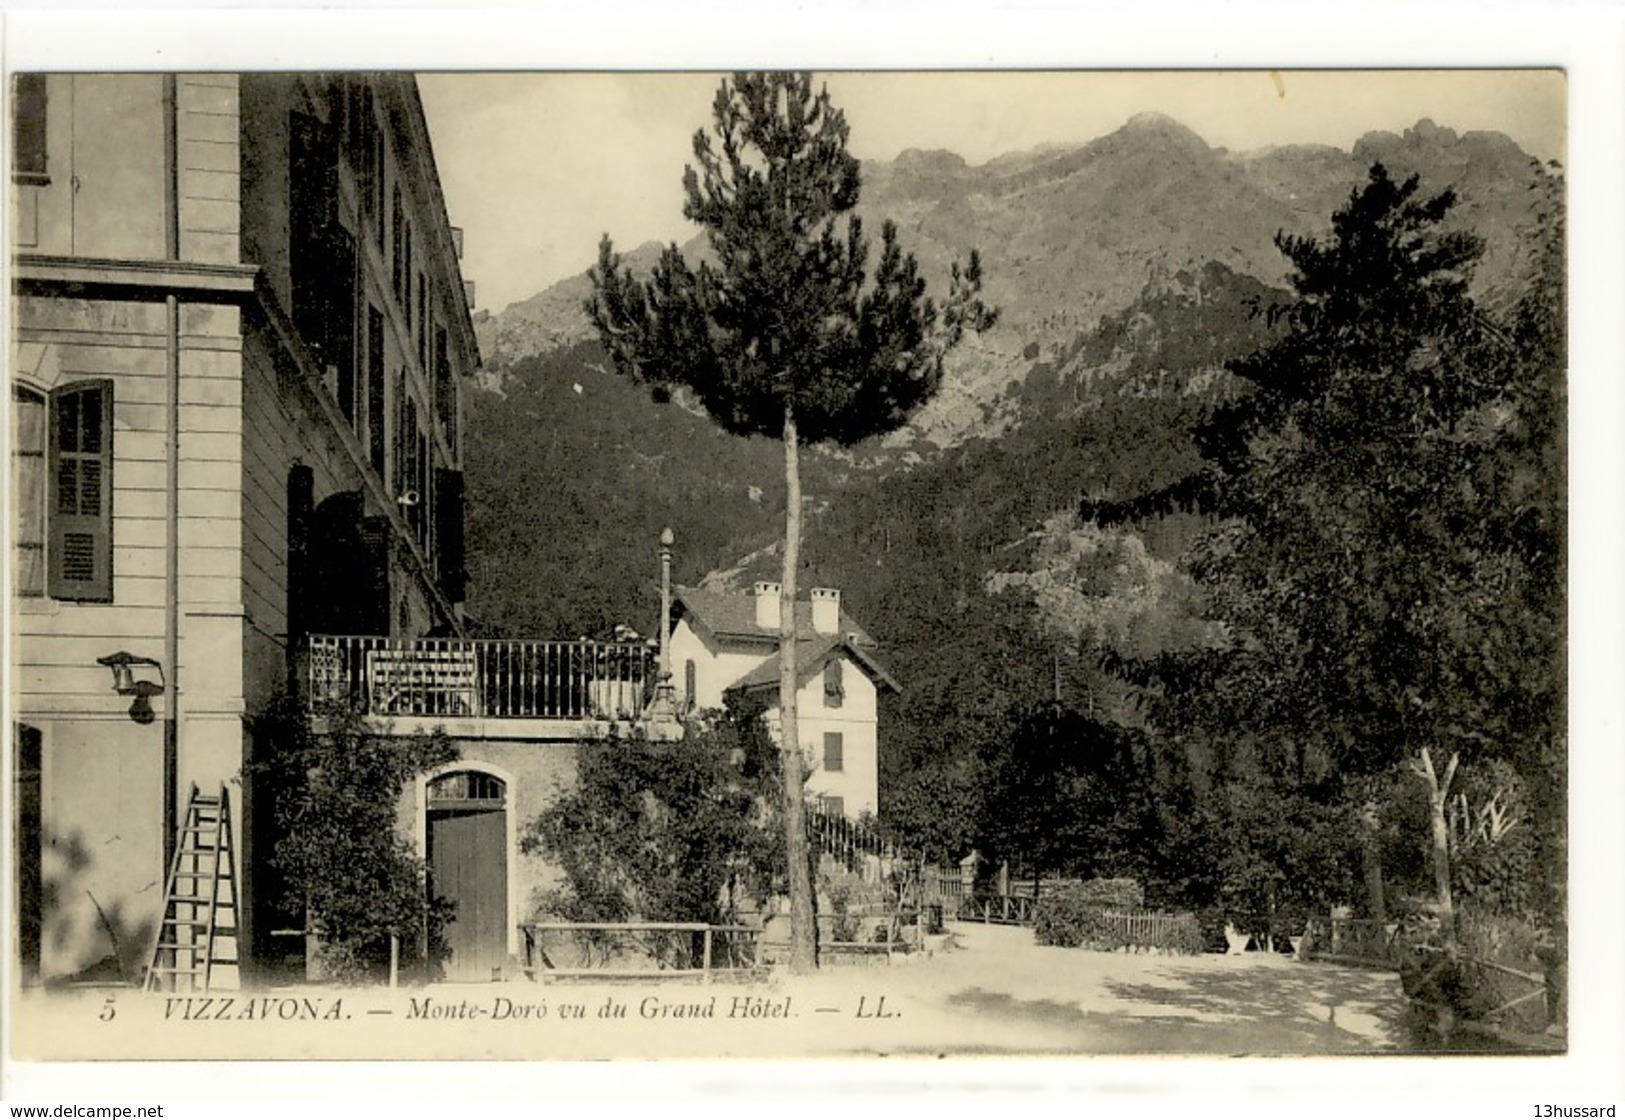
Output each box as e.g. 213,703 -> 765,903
3,5 -> 1622,1110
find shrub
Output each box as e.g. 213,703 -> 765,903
1456,907 -> 1556,1034
1399,907 -> 1559,1037
1034,883 -> 1202,954
1195,906 -> 1231,953
523,705 -> 783,945
1072,877 -> 1145,909
247,698 -> 457,983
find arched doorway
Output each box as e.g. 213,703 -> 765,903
426,769 -> 508,981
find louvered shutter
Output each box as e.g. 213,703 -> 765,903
47,380 -> 113,601
434,468 -> 466,603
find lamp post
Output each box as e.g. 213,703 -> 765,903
645,527 -> 677,722
660,526 -> 674,680
657,527 -> 676,711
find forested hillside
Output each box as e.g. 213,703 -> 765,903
460,113 -> 1560,919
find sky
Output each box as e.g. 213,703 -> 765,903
418,70 -> 1566,314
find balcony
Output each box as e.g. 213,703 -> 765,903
305,634 -> 679,741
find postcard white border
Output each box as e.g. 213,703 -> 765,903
3,1 -> 1621,1112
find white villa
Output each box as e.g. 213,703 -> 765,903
669,582 -> 898,819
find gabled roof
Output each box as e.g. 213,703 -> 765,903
673,586 -> 898,694
726,634 -> 901,696
672,586 -> 877,649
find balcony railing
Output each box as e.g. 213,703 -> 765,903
306,635 -> 655,722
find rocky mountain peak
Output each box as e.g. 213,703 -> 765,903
1107,111 -> 1212,153
475,113 -> 1545,447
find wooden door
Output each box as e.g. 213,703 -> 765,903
426,772 -> 507,982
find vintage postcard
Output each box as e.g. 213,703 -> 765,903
4,4 -> 1621,1110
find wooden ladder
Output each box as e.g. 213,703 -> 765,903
143,784 -> 240,993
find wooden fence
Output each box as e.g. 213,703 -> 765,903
1301,916 -> 1559,1047
956,894 -> 1038,925
1092,908 -> 1202,950
1299,917 -> 1403,967
519,921 -> 761,983
919,867 -> 967,909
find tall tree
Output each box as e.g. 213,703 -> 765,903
1085,163 -> 1565,936
588,72 -> 995,971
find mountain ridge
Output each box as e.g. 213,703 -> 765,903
474,114 -> 1546,455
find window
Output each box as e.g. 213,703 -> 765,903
434,323 -> 456,458
820,796 -> 845,819
46,381 -> 114,601
370,98 -> 386,251
417,276 -> 428,369
336,273 -> 358,426
391,185 -> 404,302
403,226 -> 413,331
14,381 -> 118,602
290,110 -> 355,390
428,769 -> 505,804
394,390 -> 411,499
12,74 -> 48,184
286,465 -> 314,648
823,731 -> 844,772
346,78 -> 384,249
823,659 -> 844,708
416,427 -> 430,551
367,306 -> 386,479
12,388 -> 46,596
684,660 -> 696,712
432,468 -> 465,604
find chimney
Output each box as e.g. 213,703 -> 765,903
811,587 -> 839,636
753,581 -> 781,630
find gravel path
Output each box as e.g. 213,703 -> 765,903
770,920 -> 1410,1056
11,921 -> 1410,1061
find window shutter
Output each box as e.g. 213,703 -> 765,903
358,514 -> 393,636
331,227 -> 357,424
289,112 -> 327,344
12,74 -> 49,184
290,110 -> 356,393
286,464 -> 314,644
12,387 -> 46,596
372,125 -> 385,251
823,731 -> 843,772
824,659 -> 844,708
391,185 -> 404,301
417,275 -> 428,369
401,230 -> 412,331
367,306 -> 386,477
47,380 -> 113,602
684,659 -> 697,711
434,468 -> 466,604
434,324 -> 456,457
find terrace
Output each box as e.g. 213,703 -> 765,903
305,634 -> 682,741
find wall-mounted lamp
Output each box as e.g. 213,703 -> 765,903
97,651 -> 165,725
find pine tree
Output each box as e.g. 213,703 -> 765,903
1084,163 -> 1565,941
588,72 -> 995,971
